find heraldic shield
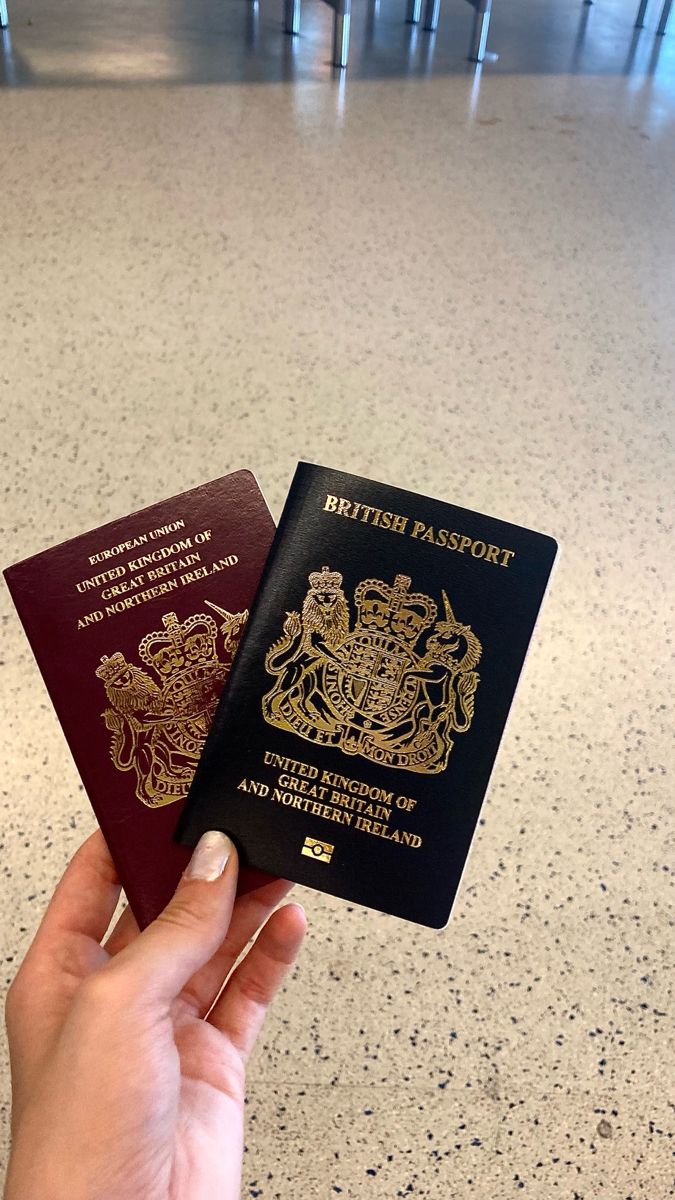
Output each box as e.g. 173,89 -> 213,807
262,566 -> 482,774
96,602 -> 247,807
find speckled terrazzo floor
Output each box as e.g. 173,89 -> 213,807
1,0 -> 674,1194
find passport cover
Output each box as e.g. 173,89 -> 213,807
4,471 -> 276,928
176,463 -> 559,928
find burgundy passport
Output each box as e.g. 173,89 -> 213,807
4,471 -> 276,928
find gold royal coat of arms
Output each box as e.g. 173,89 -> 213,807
262,566 -> 482,775
95,602 -> 247,807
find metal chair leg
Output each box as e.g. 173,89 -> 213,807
635,0 -> 649,26
468,0 -> 491,61
424,0 -> 440,30
333,0 -> 351,66
656,0 -> 671,32
284,0 -> 300,35
365,0 -> 379,41
0,0 -> 8,29
407,0 -> 422,22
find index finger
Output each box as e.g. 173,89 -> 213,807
31,828 -> 121,949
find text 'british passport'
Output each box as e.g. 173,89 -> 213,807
4,471 -> 275,927
176,463 -> 559,928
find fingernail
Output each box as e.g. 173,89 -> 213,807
186,830 -> 233,881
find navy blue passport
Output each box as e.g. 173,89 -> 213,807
175,463 -> 558,928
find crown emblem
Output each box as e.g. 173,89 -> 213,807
95,651 -> 132,685
354,574 -> 437,644
138,611 -> 219,677
263,566 -> 482,775
308,566 -> 344,594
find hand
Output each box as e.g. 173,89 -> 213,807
4,828 -> 306,1200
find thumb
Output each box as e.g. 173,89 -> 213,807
112,831 -> 238,1002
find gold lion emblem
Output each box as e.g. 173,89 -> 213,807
96,602 -> 247,808
262,566 -> 481,774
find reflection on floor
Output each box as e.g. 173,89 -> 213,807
1,0 -> 674,86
